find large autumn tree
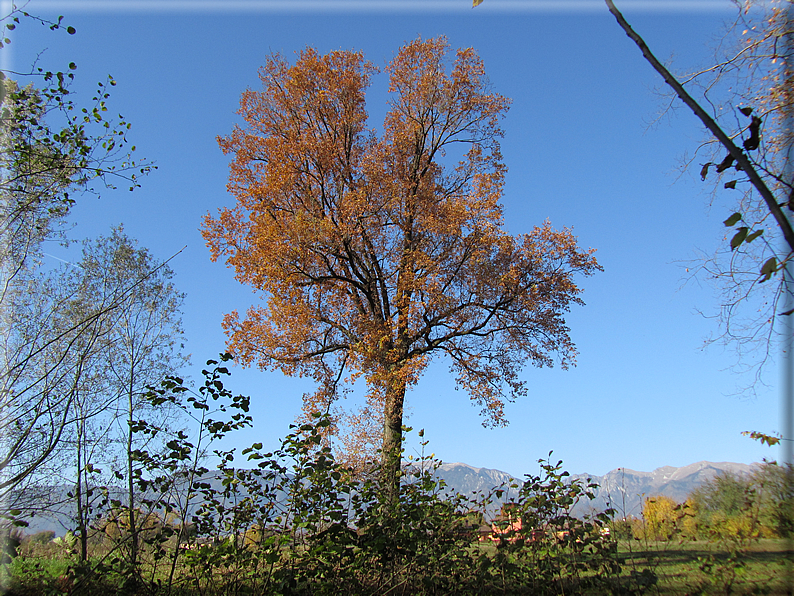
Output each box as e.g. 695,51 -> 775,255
203,37 -> 600,498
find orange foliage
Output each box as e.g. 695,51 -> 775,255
203,37 -> 601,469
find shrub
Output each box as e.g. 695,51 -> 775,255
7,360 -> 652,595
641,495 -> 678,541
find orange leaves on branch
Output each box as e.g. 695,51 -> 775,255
203,37 -> 600,464
741,430 -> 782,446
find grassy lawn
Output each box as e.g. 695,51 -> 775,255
617,539 -> 794,595
2,537 -> 792,594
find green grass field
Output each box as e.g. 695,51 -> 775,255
616,539 -> 793,595
2,537 -> 792,594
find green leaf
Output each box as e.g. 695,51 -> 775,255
724,180 -> 737,189
67,26 -> 76,34
724,212 -> 742,227
473,0 -> 484,5
759,256 -> 778,282
745,229 -> 763,243
730,227 -> 748,250
69,62 -> 76,70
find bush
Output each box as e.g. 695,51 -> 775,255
641,495 -> 678,541
166,418 -> 635,595
7,361 -> 650,595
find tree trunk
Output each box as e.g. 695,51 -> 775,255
381,375 -> 406,506
126,382 -> 138,571
75,424 -> 87,562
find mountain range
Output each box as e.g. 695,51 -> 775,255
17,460 -> 757,536
568,461 -> 758,518
432,460 -> 758,519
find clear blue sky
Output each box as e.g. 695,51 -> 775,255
6,0 -> 783,478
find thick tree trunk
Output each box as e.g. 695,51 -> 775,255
381,375 -> 406,506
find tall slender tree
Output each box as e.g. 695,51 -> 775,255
203,37 -> 600,500
76,227 -> 186,569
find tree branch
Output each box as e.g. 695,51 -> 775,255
605,0 -> 794,254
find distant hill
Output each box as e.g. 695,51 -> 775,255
428,462 -> 521,518
433,462 -> 519,496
